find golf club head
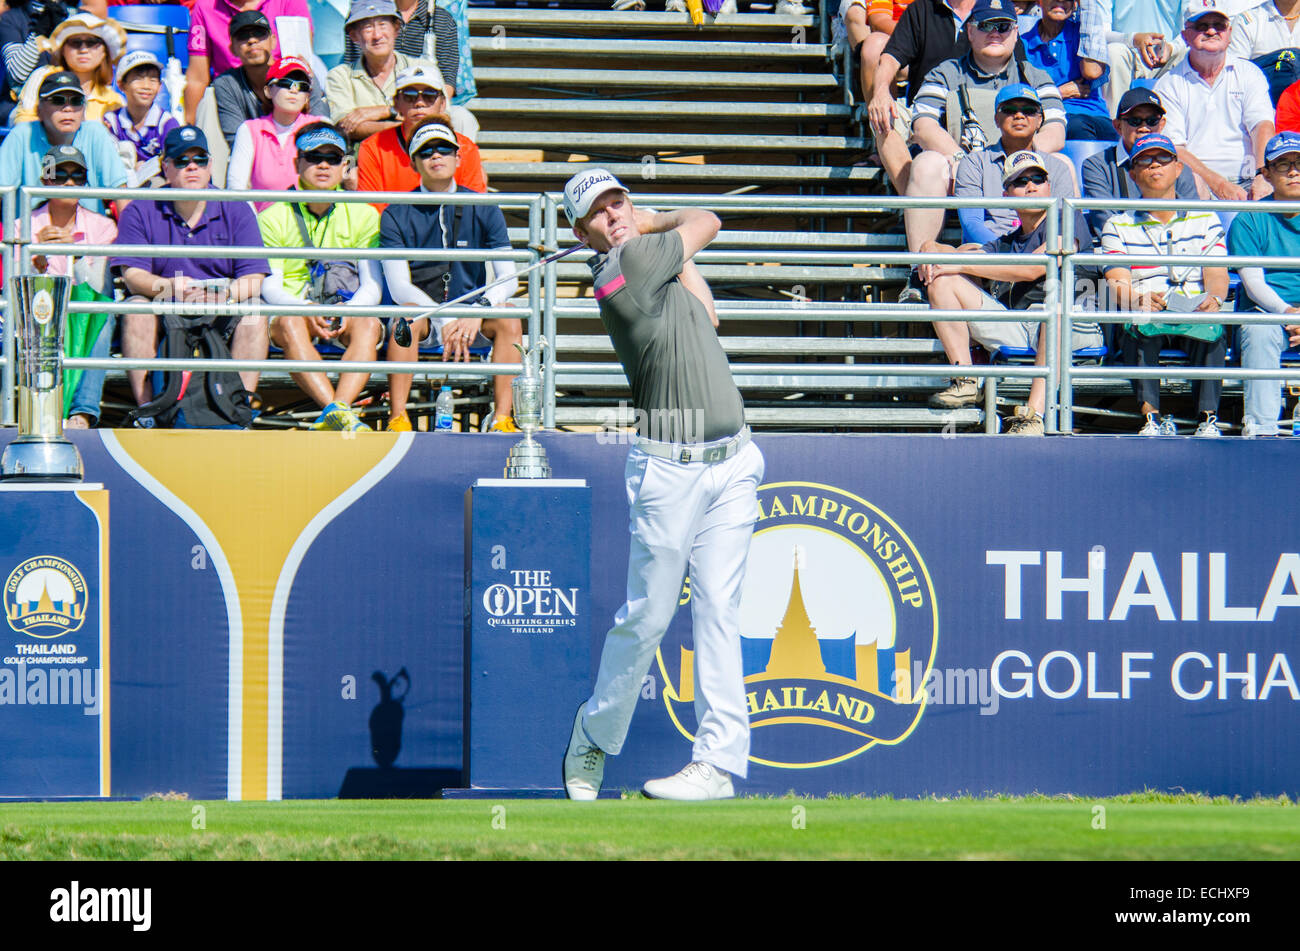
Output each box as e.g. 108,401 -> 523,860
393,317 -> 412,348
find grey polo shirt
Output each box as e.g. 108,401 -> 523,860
590,231 -> 744,444
913,53 -> 1066,137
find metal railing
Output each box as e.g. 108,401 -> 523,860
5,185 -> 1300,433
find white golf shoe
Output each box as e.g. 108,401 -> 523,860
563,705 -> 604,801
642,761 -> 734,800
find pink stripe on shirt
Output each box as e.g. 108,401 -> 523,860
594,273 -> 626,301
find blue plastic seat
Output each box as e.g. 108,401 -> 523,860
1060,139 -> 1111,194
110,6 -> 191,71
994,344 -> 1108,362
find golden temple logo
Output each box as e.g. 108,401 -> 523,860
656,482 -> 939,769
5,556 -> 88,638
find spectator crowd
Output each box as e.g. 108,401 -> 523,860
1,0 -> 1300,437
0,0 -> 517,433
845,0 -> 1300,436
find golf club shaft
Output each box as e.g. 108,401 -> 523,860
409,241 -> 590,326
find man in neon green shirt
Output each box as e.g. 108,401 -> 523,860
258,121 -> 385,431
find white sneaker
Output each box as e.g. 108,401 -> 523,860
717,0 -> 737,12
642,761 -> 735,800
1138,412 -> 1160,436
1193,413 -> 1222,438
1242,415 -> 1259,439
562,705 -> 604,801
665,0 -> 686,9
611,0 -> 646,9
775,0 -> 808,13
1158,415 -> 1178,436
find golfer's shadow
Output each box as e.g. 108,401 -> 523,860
338,667 -> 459,797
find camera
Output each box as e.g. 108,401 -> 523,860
27,0 -> 71,40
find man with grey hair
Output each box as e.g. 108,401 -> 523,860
559,168 -> 764,803
328,0 -> 433,143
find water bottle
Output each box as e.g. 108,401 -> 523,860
435,386 -> 454,432
1293,400 -> 1300,437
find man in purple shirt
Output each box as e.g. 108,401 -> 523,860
111,125 -> 270,408
184,0 -> 314,124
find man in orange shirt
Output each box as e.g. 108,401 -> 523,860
356,62 -> 485,208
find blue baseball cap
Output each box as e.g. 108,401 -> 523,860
969,0 -> 1017,24
1129,133 -> 1178,160
163,125 -> 208,161
995,83 -> 1041,110
295,122 -> 348,154
1265,131 -> 1300,164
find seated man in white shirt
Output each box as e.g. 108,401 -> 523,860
1155,0 -> 1276,201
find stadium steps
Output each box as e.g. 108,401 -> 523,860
468,6 -> 863,197
467,37 -> 829,60
461,4 -> 963,430
469,98 -> 853,121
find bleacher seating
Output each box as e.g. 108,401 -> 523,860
109,5 -> 192,70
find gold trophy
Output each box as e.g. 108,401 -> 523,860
503,340 -> 551,479
1,274 -> 83,482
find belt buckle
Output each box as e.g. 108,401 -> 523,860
702,445 -> 726,463
678,448 -> 692,464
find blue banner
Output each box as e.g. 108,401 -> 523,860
3,430 -> 1294,800
0,485 -> 109,798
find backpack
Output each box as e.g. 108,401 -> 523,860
1253,49 -> 1300,107
125,312 -> 254,429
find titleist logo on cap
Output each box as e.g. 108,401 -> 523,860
572,172 -> 615,203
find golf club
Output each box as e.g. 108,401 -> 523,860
390,240 -> 590,347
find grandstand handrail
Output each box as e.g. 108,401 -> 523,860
7,186 -> 547,424
1060,195 -> 1300,432
540,191 -> 1062,432
19,186 -> 1300,433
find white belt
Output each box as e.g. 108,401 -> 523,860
635,426 -> 751,464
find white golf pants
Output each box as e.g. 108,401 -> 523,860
583,439 -> 764,778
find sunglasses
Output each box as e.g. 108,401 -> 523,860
998,103 -> 1041,117
1191,17 -> 1229,33
1121,113 -> 1162,129
1131,151 -> 1174,168
272,78 -> 310,93
64,36 -> 104,51
172,153 -> 211,168
300,149 -> 345,166
45,94 -> 85,108
976,20 -> 1015,34
233,27 -> 272,43
398,88 -> 443,105
416,144 -> 458,159
45,168 -> 87,184
1008,171 -> 1048,188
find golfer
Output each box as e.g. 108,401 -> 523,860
560,168 -> 764,801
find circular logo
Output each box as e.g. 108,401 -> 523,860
32,289 -> 54,326
656,482 -> 939,769
5,556 -> 88,638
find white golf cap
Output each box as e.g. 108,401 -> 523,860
563,167 -> 628,224
1183,0 -> 1230,22
115,49 -> 162,88
407,120 -> 458,156
394,62 -> 445,93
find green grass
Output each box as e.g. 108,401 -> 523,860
1,793 -> 1297,860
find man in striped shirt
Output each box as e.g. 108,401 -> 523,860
1099,132 -> 1230,436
